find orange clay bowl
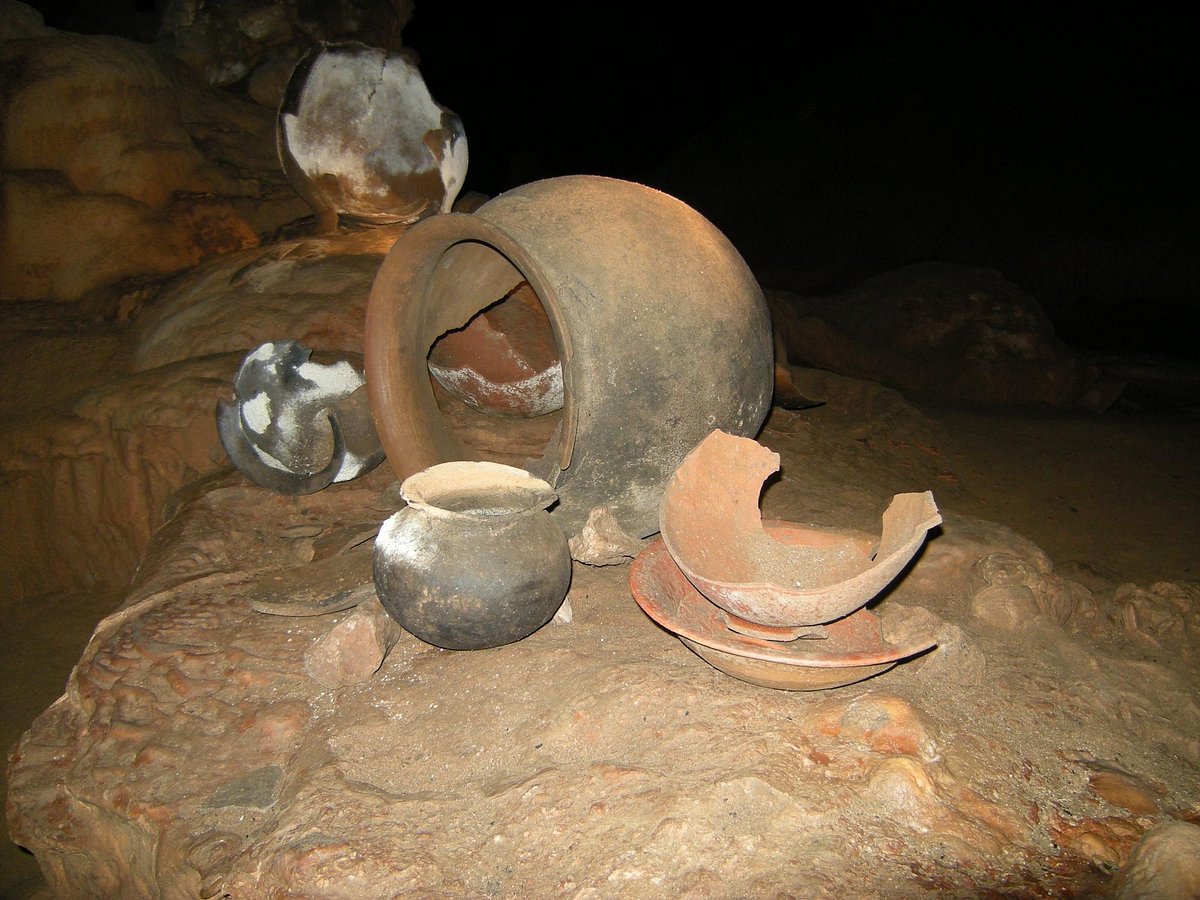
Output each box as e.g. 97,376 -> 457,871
660,430 -> 942,628
630,529 -> 938,691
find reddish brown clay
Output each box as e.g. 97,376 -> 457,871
660,430 -> 942,627
427,281 -> 563,417
630,528 -> 938,690
364,176 -> 773,540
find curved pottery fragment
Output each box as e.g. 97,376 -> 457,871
427,281 -> 564,418
630,530 -> 938,690
217,341 -> 385,494
660,430 -> 942,627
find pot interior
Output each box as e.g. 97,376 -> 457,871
421,241 -> 567,470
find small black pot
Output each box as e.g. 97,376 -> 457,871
373,462 -> 571,650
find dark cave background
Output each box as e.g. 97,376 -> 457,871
405,5 -> 1199,363
27,1 -> 1200,361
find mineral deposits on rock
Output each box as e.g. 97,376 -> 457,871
155,0 -> 414,91
0,12 -> 308,302
132,228 -> 403,370
1116,581 -> 1200,651
0,354 -> 239,598
969,551 -> 1090,628
970,583 -> 1041,630
1111,821 -> 1200,900
802,692 -> 940,761
1087,768 -> 1163,816
902,614 -> 988,685
1,225 -> 400,600
862,755 -> 1023,864
9,361 -> 1199,896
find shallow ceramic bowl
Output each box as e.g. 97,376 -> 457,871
630,528 -> 938,691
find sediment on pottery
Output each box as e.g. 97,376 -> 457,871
278,41 -> 468,232
373,461 -> 572,650
217,341 -> 385,494
660,429 -> 942,626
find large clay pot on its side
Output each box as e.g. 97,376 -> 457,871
365,175 -> 773,541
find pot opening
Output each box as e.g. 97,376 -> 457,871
402,461 -> 557,517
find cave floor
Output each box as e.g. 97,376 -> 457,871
3,383 -> 1197,896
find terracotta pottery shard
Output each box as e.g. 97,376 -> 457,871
660,430 -> 942,627
428,281 -> 564,418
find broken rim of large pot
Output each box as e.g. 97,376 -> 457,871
400,460 -> 557,519
659,430 -> 942,627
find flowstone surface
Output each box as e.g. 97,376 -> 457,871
9,399 -> 1200,896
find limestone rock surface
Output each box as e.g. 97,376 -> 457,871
1112,821 -> 1200,899
0,354 -> 237,598
0,14 -> 308,302
156,0 -> 414,95
132,228 -> 403,371
0,228 -> 399,601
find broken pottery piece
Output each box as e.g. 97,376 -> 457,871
217,341 -> 385,495
310,523 -> 381,561
660,429 -> 942,627
428,281 -> 564,418
630,529 -> 938,690
373,461 -> 572,650
278,42 -> 468,232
